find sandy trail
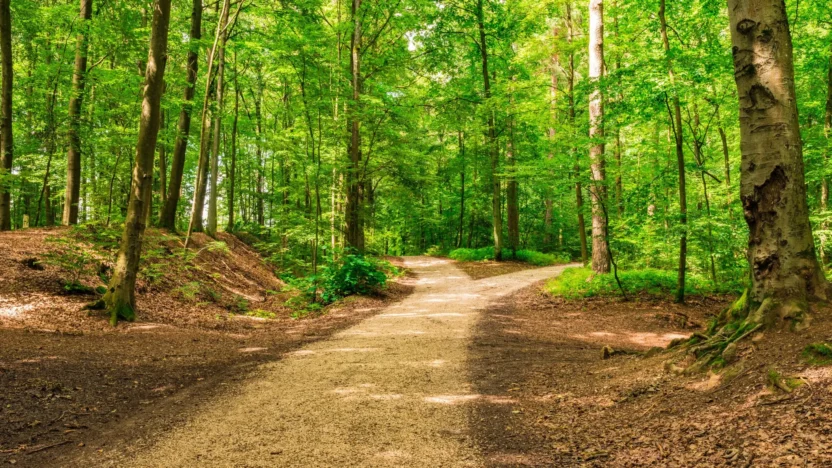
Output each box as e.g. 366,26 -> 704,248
120,258 -> 571,468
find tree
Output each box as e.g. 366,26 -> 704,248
207,1 -> 231,237
726,0 -> 829,328
344,0 -> 364,252
0,0 -> 11,231
62,0 -> 93,226
588,0 -> 609,273
476,0 -> 503,261
159,0 -> 202,231
658,0 -> 687,303
102,0 -> 172,324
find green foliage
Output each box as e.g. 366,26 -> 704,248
449,247 -> 568,266
175,281 -> 202,301
511,250 -> 571,266
546,267 -> 740,299
449,247 -> 495,262
246,309 -> 276,320
320,255 -> 389,304
42,236 -> 101,294
803,343 -> 832,365
280,253 -> 393,310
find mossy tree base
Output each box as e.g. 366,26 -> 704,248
671,289 -> 815,372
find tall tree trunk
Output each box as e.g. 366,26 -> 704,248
345,0 -> 364,251
207,3 -> 230,237
458,130 -> 466,248
185,0 -> 228,244
102,0 -> 171,324
726,0 -> 828,328
568,4 -> 588,264
159,110 -> 168,215
820,44 -> 832,271
544,27 -> 559,251
476,0 -> 502,261
226,60 -> 239,233
659,0 -> 687,303
0,0 -> 12,231
62,0 -> 93,226
160,0 -> 201,230
506,112 -> 519,254
588,0 -> 609,274
254,81 -> 265,225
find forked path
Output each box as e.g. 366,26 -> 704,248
122,258 -> 571,467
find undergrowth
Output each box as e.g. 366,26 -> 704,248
546,267 -> 742,299
448,246 -> 570,266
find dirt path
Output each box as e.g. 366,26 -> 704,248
87,258 -> 570,467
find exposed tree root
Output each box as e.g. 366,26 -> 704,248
669,288 -> 812,373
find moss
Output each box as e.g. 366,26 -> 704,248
802,342 -> 832,365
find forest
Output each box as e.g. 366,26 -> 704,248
1,0 -> 832,466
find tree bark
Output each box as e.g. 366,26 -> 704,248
820,44 -> 832,271
476,0 -> 502,261
659,0 -> 687,303
226,58 -> 239,233
102,0 -> 171,324
0,0 -> 12,231
159,0 -> 201,230
588,0 -> 609,273
185,0 -> 228,244
568,4 -> 588,265
506,112 -> 519,254
457,130 -> 465,248
207,2 -> 230,237
726,0 -> 829,328
62,0 -> 93,226
345,0 -> 364,252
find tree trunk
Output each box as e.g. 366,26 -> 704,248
659,0 -> 687,303
476,0 -> 502,261
185,0 -> 228,244
254,81 -> 265,226
226,61 -> 239,233
588,0 -> 609,274
102,0 -> 171,325
820,44 -> 832,271
160,0 -> 201,230
506,113 -> 519,254
345,0 -> 364,252
0,0 -> 12,231
62,0 -> 93,226
158,110 -> 167,218
568,4 -> 588,265
544,26 -> 559,251
458,130 -> 465,248
207,3 -> 230,237
726,0 -> 829,328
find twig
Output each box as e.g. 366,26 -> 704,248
26,440 -> 71,455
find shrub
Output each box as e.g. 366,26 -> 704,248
448,247 -> 495,262
43,236 -> 101,294
512,250 -> 571,266
546,267 -> 738,299
449,247 -> 569,266
320,254 -> 388,303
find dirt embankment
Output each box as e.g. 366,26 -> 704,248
468,285 -> 832,467
0,227 -> 415,466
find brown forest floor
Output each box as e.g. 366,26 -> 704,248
0,228 -> 415,466
4,241 -> 832,467
468,284 -> 832,467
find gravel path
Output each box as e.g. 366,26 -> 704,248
122,258 -> 571,467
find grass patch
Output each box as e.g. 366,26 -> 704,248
448,247 -> 570,266
803,342 -> 832,365
546,267 -> 738,299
